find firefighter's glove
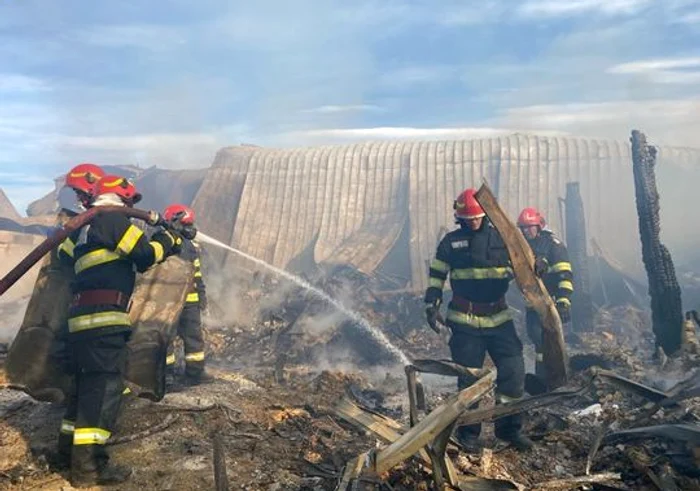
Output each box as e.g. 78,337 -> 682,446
534,257 -> 549,277
556,299 -> 571,323
425,300 -> 442,334
153,229 -> 183,257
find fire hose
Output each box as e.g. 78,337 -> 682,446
0,206 -> 195,298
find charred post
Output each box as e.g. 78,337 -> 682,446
564,182 -> 594,332
630,130 -> 683,355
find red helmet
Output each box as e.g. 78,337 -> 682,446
517,207 -> 545,228
163,204 -> 195,225
65,163 -> 105,195
454,188 -> 485,220
93,175 -> 142,205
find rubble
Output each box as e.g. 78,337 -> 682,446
2,199 -> 700,489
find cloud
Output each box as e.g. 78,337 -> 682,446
301,104 -> 385,114
498,98 -> 700,147
607,57 -> 700,84
79,24 -> 187,51
377,65 -> 456,89
677,9 -> 700,23
517,0 -> 653,18
282,126 -> 569,145
53,125 -> 252,169
0,74 -> 51,93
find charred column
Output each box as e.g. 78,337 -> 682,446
630,130 -> 683,355
564,182 -> 594,332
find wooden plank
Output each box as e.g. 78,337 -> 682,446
334,397 -> 432,466
474,182 -> 568,389
374,370 -> 496,474
336,451 -> 369,491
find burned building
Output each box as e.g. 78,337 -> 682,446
189,135 -> 700,292
19,134 -> 700,292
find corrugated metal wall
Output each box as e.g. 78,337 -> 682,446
191,135 -> 700,290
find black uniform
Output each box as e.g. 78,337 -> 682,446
524,229 -> 573,377
56,208 -> 177,478
166,238 -> 207,377
425,220 -> 525,442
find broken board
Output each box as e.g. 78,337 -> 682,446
6,247 -> 193,403
475,182 -> 569,389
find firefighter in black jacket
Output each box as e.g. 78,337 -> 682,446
517,207 -> 574,378
57,175 -> 182,487
163,204 -> 210,384
425,188 -> 533,451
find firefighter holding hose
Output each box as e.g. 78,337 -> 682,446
424,188 -> 532,452
55,175 -> 183,486
163,204 -> 212,385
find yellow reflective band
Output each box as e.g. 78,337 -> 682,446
186,292 -> 200,303
451,267 -> 513,280
194,271 -> 203,278
549,262 -> 572,273
101,177 -> 125,188
536,353 -> 544,362
75,248 -> 121,273
166,354 -> 176,365
193,258 -> 201,267
122,387 -> 131,395
185,351 -> 205,362
58,238 -> 75,258
429,259 -> 449,273
116,224 -> 143,256
151,241 -> 164,263
556,297 -> 571,307
446,308 -> 512,328
429,277 -> 446,288
558,280 -> 574,291
73,427 -> 111,445
60,419 -> 75,434
68,311 -> 131,333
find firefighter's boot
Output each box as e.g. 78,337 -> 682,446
49,433 -> 73,470
454,424 -> 482,454
71,447 -> 132,487
184,369 -> 215,386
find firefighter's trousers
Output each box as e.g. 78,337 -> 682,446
58,332 -> 127,473
166,303 -> 205,376
525,309 -> 546,379
448,320 -> 525,441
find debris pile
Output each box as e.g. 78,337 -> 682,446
2,261 -> 700,490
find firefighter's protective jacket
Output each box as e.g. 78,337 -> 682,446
181,239 -> 207,307
424,221 -> 514,328
526,229 -> 573,307
57,203 -> 175,337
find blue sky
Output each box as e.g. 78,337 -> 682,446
1,0 -> 699,214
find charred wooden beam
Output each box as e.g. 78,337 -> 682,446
564,182 -> 594,332
630,130 -> 683,355
475,183 -> 568,389
213,434 -> 229,491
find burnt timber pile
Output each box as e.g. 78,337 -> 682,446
1,132 -> 700,490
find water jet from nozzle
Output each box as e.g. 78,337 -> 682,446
195,231 -> 411,366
